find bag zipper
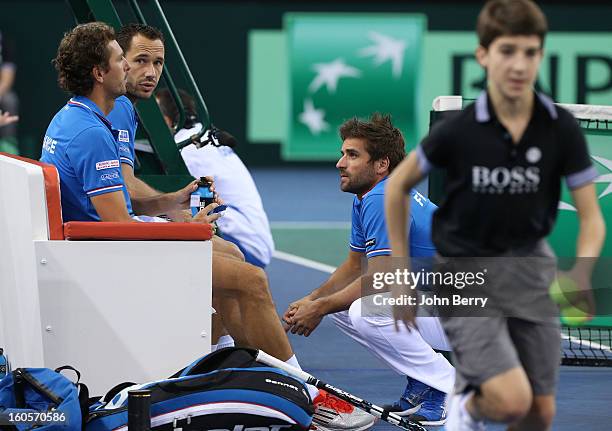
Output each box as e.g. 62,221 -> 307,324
88,405 -> 128,420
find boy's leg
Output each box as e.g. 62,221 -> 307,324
506,318 -> 561,431
507,396 -> 555,431
469,367 -> 532,423
443,316 -> 533,429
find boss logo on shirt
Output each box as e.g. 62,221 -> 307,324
472,166 -> 540,194
117,130 -> 130,143
365,238 -> 376,247
95,159 -> 120,170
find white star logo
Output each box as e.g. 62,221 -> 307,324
558,155 -> 612,212
592,155 -> 612,199
308,58 -> 361,94
358,32 -> 407,79
558,201 -> 576,212
299,99 -> 329,135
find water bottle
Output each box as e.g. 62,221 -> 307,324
0,348 -> 8,380
190,177 -> 215,217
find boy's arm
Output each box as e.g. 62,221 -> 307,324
385,151 -> 427,329
385,150 -> 426,258
572,183 -> 605,259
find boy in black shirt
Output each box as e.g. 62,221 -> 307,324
385,1 -> 605,430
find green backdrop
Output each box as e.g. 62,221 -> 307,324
2,1 -> 612,165
285,13 -> 425,160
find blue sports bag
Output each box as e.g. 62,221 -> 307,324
0,365 -> 88,431
86,347 -> 314,431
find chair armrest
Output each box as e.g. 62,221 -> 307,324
63,221 -> 213,241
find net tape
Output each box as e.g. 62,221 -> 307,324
558,103 -> 612,129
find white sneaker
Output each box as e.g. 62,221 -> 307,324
311,390 -> 375,431
445,392 -> 486,431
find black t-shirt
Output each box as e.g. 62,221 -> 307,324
419,91 -> 597,257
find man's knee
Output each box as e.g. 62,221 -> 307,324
246,266 -> 271,301
224,261 -> 271,303
213,237 -> 245,262
348,299 -> 385,336
329,306 -> 353,332
224,241 -> 245,261
347,299 -> 363,329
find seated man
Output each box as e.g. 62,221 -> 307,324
41,22 -> 374,431
156,87 -> 274,269
284,114 -> 455,426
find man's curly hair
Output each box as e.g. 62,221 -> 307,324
53,22 -> 116,96
339,113 -> 406,173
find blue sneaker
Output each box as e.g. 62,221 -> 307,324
407,386 -> 447,426
382,376 -> 423,416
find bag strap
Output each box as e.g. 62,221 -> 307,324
12,369 -> 25,408
102,382 -> 137,403
55,365 -> 90,428
176,347 -> 257,377
55,365 -> 81,384
77,382 -> 90,428
11,369 -> 63,405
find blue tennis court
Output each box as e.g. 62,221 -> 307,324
252,167 -> 612,431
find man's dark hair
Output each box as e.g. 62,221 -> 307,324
156,87 -> 197,128
339,113 -> 405,173
53,22 -> 115,96
116,23 -> 164,53
477,0 -> 548,48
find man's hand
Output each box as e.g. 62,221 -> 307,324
192,202 -> 223,224
166,209 -> 192,222
173,177 -> 224,210
203,176 -> 225,205
174,180 -> 199,209
285,298 -> 325,337
282,296 -> 312,328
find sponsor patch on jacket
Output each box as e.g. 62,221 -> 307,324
118,130 -> 130,143
96,159 -> 120,170
100,171 -> 119,181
